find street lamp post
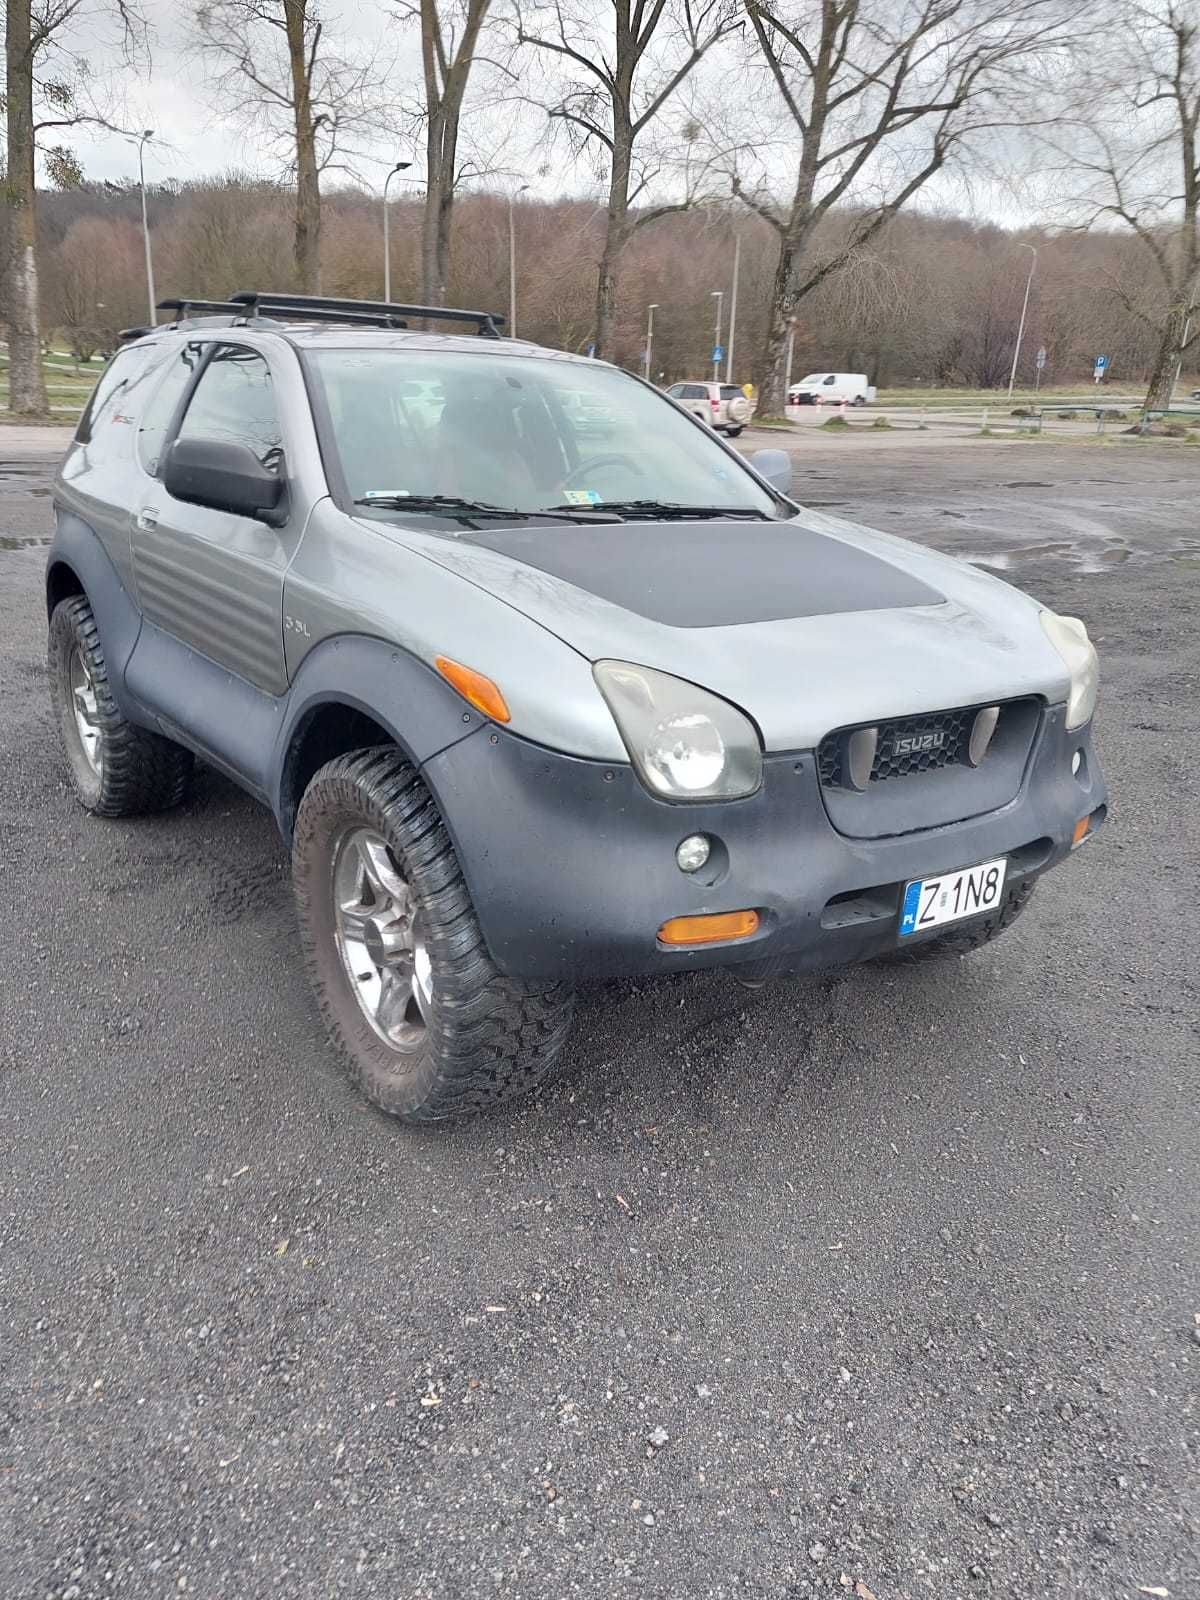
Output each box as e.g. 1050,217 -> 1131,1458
507,185 -> 530,338
1006,243 -> 1037,401
710,290 -> 723,382
725,234 -> 741,383
644,303 -> 658,380
135,131 -> 156,325
383,161 -> 412,302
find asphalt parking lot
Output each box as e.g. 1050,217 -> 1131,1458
1,431 -> 1197,1599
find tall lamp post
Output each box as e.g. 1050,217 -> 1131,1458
710,289 -> 723,382
507,184 -> 530,337
383,160 -> 413,302
644,303 -> 658,380
725,234 -> 741,383
134,130 -> 156,325
1006,243 -> 1037,401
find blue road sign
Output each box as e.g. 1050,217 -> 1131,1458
586,342 -> 596,358
1095,353 -> 1109,369
712,345 -> 724,363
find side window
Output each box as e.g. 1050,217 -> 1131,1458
136,342 -> 205,477
75,345 -> 154,446
666,384 -> 683,398
175,346 -> 283,470
823,375 -> 837,386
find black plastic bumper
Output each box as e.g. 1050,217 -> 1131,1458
421,704 -> 1106,981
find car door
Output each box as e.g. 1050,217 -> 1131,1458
131,342 -> 295,697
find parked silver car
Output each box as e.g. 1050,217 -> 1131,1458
665,380 -> 755,436
44,291 -> 1107,1124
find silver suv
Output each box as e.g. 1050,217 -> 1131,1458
45,291 -> 1106,1125
665,380 -> 754,436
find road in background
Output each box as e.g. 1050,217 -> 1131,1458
1,437 -> 1197,1599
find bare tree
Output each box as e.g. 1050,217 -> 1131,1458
394,0 -> 494,305
731,0 -> 1079,413
517,0 -> 739,357
194,0 -> 386,291
1047,2 -> 1199,410
2,0 -> 140,414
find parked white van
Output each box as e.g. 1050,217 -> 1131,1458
788,372 -> 876,406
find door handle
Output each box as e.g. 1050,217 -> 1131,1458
136,507 -> 160,531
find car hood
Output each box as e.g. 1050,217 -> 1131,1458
371,508 -> 1072,752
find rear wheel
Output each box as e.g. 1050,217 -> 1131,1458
48,594 -> 193,816
292,747 -> 576,1123
725,425 -> 744,438
882,879 -> 1038,964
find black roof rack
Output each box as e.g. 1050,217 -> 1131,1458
157,298 -> 246,318
230,290 -> 506,338
155,297 -> 410,332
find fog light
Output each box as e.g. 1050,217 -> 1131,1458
675,834 -> 711,873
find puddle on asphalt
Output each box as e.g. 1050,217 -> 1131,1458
969,536 -> 1200,574
0,535 -> 51,549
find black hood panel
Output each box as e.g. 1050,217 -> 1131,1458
456,519 -> 943,627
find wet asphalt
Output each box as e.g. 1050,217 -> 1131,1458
0,437 -> 1197,1599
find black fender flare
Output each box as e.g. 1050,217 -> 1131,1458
269,634 -> 486,839
46,513 -> 147,723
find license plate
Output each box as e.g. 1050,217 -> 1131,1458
899,857 -> 1007,936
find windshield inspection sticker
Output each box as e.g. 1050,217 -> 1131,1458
562,488 -> 602,505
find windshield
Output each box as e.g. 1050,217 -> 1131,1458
798,374 -> 826,384
305,349 -> 778,520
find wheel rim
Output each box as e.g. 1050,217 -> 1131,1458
332,826 -> 432,1053
69,646 -> 102,775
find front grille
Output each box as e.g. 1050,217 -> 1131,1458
818,704 -> 990,788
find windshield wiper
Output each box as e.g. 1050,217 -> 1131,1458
354,494 -> 619,526
541,499 -> 773,522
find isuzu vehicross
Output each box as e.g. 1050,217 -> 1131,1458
46,291 -> 1107,1122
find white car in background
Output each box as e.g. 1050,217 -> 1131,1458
665,380 -> 755,437
788,372 -> 876,406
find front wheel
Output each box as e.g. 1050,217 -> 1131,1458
292,747 -> 576,1123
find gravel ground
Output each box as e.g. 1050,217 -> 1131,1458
0,439 -> 1197,1600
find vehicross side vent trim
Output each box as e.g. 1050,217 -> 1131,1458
817,699 -> 1037,788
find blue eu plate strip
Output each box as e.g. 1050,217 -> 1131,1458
899,880 -> 922,936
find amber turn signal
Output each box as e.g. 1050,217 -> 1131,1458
1071,815 -> 1090,847
435,656 -> 511,723
658,909 -> 760,947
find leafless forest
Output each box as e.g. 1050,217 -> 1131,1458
3,0 -> 1198,412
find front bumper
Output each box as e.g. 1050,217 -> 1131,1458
421,703 -> 1106,981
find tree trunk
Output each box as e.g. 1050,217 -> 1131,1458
592,124 -> 632,359
4,0 -> 49,417
284,0 -> 321,292
757,232 -> 800,417
421,115 -> 450,306
1142,298 -> 1192,413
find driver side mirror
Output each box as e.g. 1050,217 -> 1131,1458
163,436 -> 283,521
749,448 -> 792,498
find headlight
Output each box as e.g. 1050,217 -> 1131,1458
594,661 -> 762,800
1040,610 -> 1099,729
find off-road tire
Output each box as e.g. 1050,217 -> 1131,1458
882,878 -> 1038,965
293,747 -> 576,1123
48,594 -> 193,816
724,425 -> 744,438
